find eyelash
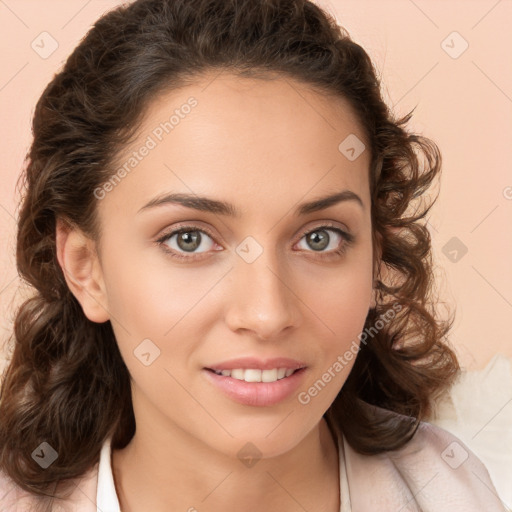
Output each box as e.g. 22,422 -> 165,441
155,222 -> 355,261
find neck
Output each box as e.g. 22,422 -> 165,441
112,416 -> 340,512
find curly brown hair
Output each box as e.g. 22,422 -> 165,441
0,0 -> 459,504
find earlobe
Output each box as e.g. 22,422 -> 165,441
55,218 -> 110,323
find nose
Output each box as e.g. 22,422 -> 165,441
224,249 -> 302,340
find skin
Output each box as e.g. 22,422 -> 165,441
56,71 -> 378,512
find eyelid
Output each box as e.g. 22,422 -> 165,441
295,221 -> 354,244
155,221 -> 217,241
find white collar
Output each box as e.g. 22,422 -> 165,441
97,437 -> 121,512
97,428 -> 348,511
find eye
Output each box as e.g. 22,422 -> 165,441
156,225 -> 219,260
295,224 -> 354,257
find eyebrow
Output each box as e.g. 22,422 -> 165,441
138,189 -> 364,216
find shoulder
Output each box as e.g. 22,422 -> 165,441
0,463 -> 99,511
342,418 -> 507,511
390,421 -> 500,498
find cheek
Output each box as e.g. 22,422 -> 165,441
322,278 -> 372,344
306,254 -> 373,337
100,252 -> 230,395
101,248 -> 223,337
295,269 -> 372,410
101,256 -> 215,394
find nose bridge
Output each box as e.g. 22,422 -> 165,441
225,238 -> 300,338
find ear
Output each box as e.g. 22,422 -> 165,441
55,218 -> 110,323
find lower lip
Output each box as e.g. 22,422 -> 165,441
202,368 -> 307,406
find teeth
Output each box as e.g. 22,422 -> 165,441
213,367 -> 299,383
231,369 -> 245,380
261,369 -> 277,382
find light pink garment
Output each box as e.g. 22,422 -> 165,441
0,419 -> 507,511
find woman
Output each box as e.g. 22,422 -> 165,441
0,0 -> 506,510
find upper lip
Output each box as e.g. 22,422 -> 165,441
205,357 -> 307,371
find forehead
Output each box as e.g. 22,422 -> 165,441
102,71 -> 371,217
145,71 -> 367,144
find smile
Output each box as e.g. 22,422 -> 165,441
203,367 -> 307,406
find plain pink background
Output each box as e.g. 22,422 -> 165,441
0,0 -> 511,370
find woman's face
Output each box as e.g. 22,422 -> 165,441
91,72 -> 375,458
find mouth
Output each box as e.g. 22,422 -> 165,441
202,366 -> 308,406
205,367 -> 305,383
